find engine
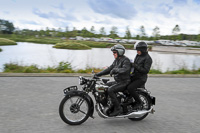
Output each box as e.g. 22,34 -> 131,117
95,84 -> 109,105
95,84 -> 108,92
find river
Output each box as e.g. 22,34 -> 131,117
0,42 -> 200,72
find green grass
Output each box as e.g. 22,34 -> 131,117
24,38 -> 64,44
77,40 -> 114,48
3,62 -> 200,74
3,62 -> 74,73
3,62 -> 103,73
164,68 -> 200,74
53,42 -> 91,50
0,38 -> 17,45
149,69 -> 162,74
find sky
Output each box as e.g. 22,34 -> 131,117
0,0 -> 200,37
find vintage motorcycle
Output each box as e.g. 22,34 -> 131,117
59,76 -> 156,125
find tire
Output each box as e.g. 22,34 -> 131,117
129,92 -> 152,121
59,93 -> 91,125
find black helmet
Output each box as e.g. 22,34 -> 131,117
135,41 -> 148,53
111,44 -> 125,56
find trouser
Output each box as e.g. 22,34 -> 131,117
106,81 -> 130,108
127,79 -> 146,103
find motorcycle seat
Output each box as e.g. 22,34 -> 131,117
102,79 -> 110,84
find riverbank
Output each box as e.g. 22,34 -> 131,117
0,38 -> 17,46
152,46 -> 200,54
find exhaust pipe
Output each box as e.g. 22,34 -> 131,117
116,107 -> 154,118
96,104 -> 155,119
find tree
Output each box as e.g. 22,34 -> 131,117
99,27 -> 106,37
140,25 -> 146,37
136,35 -> 140,40
124,26 -> 132,39
81,27 -> 89,37
45,27 -> 51,36
71,27 -> 78,37
198,34 -> 200,41
109,26 -> 118,38
65,26 -> 69,33
0,19 -> 15,34
152,26 -> 160,40
172,24 -> 181,35
90,26 -> 95,34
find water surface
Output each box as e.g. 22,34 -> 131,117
0,42 -> 200,72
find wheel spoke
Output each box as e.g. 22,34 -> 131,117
79,110 -> 87,115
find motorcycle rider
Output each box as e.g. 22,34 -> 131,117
95,44 -> 131,116
127,41 -> 152,109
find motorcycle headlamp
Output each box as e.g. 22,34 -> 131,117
79,76 -> 86,85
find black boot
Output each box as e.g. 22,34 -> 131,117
131,92 -> 143,110
109,105 -> 123,117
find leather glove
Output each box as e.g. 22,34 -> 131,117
110,68 -> 118,77
132,63 -> 138,68
93,73 -> 100,79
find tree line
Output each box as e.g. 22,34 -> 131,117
1,19 -> 200,41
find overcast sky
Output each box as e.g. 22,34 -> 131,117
0,0 -> 200,37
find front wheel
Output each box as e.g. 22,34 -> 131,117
59,93 -> 91,125
129,92 -> 152,121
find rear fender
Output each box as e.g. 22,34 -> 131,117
136,88 -> 156,106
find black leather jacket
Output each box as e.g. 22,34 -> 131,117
96,56 -> 131,83
131,52 -> 152,82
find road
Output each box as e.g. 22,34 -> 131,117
0,77 -> 200,133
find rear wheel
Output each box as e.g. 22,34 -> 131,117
129,92 -> 151,121
59,94 -> 91,125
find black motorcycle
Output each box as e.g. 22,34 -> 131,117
59,76 -> 156,125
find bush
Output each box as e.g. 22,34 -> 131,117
77,68 -> 103,73
0,38 -> 17,45
149,69 -> 163,74
56,62 -> 72,72
3,63 -> 24,72
0,48 -> 2,52
23,65 -> 40,73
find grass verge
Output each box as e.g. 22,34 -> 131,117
3,62 -> 200,74
3,62 -> 103,73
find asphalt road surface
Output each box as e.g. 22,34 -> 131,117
0,77 -> 200,133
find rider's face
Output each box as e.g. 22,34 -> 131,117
113,51 -> 118,59
137,50 -> 142,55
